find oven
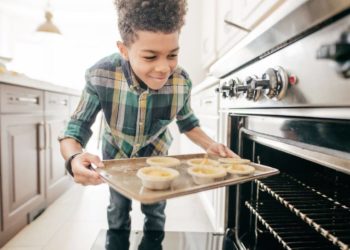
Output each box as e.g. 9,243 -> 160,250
213,0 -> 350,249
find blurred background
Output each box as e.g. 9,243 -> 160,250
0,0 -> 205,90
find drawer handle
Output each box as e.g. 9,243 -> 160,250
224,18 -> 251,32
203,100 -> 213,105
48,99 -> 68,106
16,97 -> 39,104
60,99 -> 68,106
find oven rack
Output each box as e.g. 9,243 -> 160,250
287,172 -> 350,211
313,171 -> 350,207
256,174 -> 350,250
245,200 -> 339,250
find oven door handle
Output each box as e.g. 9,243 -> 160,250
240,128 -> 350,175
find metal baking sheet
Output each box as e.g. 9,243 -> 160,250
93,153 -> 279,204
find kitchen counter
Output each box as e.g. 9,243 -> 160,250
0,72 -> 81,96
0,71 -> 80,247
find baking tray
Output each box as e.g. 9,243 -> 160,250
93,153 -> 279,204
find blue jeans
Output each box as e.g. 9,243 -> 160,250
107,187 -> 166,231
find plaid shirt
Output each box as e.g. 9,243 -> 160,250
61,53 -> 199,159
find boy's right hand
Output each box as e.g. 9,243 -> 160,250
71,152 -> 105,185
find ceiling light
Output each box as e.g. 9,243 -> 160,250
36,9 -> 61,35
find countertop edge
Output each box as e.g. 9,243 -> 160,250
0,74 -> 81,96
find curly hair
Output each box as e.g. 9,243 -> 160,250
115,0 -> 187,46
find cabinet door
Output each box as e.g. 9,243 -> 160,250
0,114 -> 45,231
45,117 -> 72,204
200,0 -> 217,68
216,0 -> 284,57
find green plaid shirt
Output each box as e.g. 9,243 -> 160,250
61,53 -> 199,159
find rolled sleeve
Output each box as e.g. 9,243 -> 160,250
58,72 -> 101,147
176,94 -> 200,133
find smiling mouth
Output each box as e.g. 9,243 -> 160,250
151,76 -> 168,81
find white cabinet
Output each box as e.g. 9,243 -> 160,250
192,85 -> 219,141
44,92 -> 72,205
201,0 -> 285,65
190,81 -> 227,232
200,0 -> 217,69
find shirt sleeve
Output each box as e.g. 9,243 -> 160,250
58,70 -> 102,147
176,79 -> 200,133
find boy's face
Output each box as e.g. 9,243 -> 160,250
118,30 -> 179,90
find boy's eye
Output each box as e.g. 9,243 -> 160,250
168,54 -> 178,59
144,56 -> 156,60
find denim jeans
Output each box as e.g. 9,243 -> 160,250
107,187 -> 166,231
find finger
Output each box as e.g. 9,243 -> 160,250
87,176 -> 104,185
218,144 -> 227,157
75,173 -> 103,186
74,163 -> 101,179
225,147 -> 239,158
84,153 -> 105,168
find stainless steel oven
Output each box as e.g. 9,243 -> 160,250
213,0 -> 350,249
90,1 -> 350,249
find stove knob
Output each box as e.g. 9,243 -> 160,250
233,83 -> 252,99
243,76 -> 255,100
317,27 -> 350,78
232,76 -> 260,101
250,66 -> 289,100
216,78 -> 239,98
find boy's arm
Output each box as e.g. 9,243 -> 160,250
184,127 -> 239,158
59,70 -> 105,185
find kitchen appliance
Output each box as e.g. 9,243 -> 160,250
91,0 -> 350,249
214,0 -> 350,249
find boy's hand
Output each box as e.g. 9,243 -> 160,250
71,152 -> 105,185
206,142 -> 239,158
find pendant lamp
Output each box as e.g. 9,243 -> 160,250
36,3 -> 61,35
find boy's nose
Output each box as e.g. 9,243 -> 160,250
154,61 -> 171,73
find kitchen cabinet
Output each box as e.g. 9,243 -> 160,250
44,92 -> 72,204
0,84 -> 46,246
0,82 -> 79,247
200,0 -> 284,68
190,80 -> 226,232
69,95 -> 80,115
200,0 -> 217,69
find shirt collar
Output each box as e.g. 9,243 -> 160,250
121,57 -> 148,92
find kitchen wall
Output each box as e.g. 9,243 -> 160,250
0,0 -> 206,90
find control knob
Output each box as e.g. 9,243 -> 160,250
233,76 -> 261,101
215,78 -> 237,98
249,66 -> 289,100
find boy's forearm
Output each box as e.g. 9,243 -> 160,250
60,138 -> 83,160
184,127 -> 216,151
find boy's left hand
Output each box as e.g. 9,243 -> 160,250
206,142 -> 239,158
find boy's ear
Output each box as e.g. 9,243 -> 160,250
117,41 -> 129,60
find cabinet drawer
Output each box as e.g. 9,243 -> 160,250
44,92 -> 69,114
193,86 -> 219,116
69,95 -> 80,115
0,84 -> 44,113
198,115 -> 219,141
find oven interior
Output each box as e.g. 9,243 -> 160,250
226,115 -> 350,250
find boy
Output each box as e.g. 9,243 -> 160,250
59,0 -> 237,235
